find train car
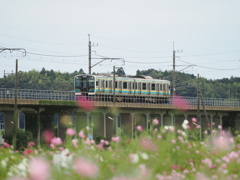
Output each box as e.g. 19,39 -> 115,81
74,73 -> 171,103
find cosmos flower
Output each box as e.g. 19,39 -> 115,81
153,119 -> 159,125
139,137 -> 157,151
182,120 -> 189,130
73,157 -> 99,178
112,136 -> 120,142
136,125 -> 143,132
76,96 -> 95,111
28,157 -> 50,180
66,128 -> 76,136
51,137 -> 62,146
43,130 -> 54,144
78,130 -> 86,139
172,95 -> 189,111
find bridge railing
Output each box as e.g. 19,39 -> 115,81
0,88 -> 239,107
0,88 -> 75,101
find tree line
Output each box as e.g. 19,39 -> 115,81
0,67 -> 239,98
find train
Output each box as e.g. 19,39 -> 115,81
74,73 -> 171,103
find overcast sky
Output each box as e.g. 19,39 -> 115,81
0,0 -> 240,80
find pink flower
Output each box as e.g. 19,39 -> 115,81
171,139 -> 176,143
51,137 -> 62,146
3,142 -> 11,148
104,141 -> 109,145
73,157 -> 99,178
43,130 -> 54,144
192,118 -> 197,123
78,130 -> 86,139
169,126 -> 174,132
139,137 -> 157,151
153,119 -> 159,125
157,135 -> 162,139
72,139 -> 78,148
139,164 -> 149,176
29,157 -> 50,180
76,96 -> 95,111
66,128 -> 76,136
28,141 -> 35,148
172,164 -> 179,170
136,125 -> 143,131
23,149 -> 32,155
172,95 -> 189,111
202,158 -> 212,168
111,137 -> 120,142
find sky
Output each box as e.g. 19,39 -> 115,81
0,0 -> 240,80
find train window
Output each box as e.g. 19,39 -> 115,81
123,82 -> 127,89
163,84 -> 166,91
96,81 -> 98,86
106,81 -> 108,88
160,84 -> 163,91
152,83 -> 155,90
115,81 -> 118,88
142,83 -> 146,90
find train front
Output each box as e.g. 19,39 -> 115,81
74,75 -> 95,96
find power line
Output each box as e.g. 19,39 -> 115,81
179,59 -> 239,71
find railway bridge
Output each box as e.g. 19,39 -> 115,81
0,88 -> 240,142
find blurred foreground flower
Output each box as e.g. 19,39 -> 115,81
43,130 -> 54,144
76,96 -> 95,111
73,157 -> 99,178
172,95 -> 189,111
139,137 -> 157,151
206,131 -> 235,152
66,128 -> 76,136
29,157 -> 50,180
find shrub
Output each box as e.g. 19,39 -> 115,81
3,129 -> 34,150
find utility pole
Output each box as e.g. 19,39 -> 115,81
197,74 -> 200,121
173,49 -> 176,96
13,59 -> 18,150
88,34 -> 91,74
88,34 -> 98,74
172,42 -> 182,96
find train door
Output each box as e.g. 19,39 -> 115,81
128,82 -> 131,94
123,81 -> 127,95
155,83 -> 159,95
160,84 -> 163,95
147,83 -> 150,95
119,81 -> 122,94
138,82 -> 141,95
109,80 -> 112,93
101,80 -> 105,92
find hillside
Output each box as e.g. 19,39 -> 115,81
0,68 -> 240,98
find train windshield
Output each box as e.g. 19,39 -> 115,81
74,75 -> 95,93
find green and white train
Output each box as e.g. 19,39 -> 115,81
74,73 -> 171,103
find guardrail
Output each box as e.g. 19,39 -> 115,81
0,88 -> 240,107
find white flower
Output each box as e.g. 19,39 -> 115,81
7,158 -> 28,178
129,153 -> 139,164
164,126 -> 169,130
140,153 -> 149,160
182,120 -> 189,130
1,157 -> 9,168
53,149 -> 73,169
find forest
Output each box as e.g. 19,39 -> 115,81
0,67 -> 240,99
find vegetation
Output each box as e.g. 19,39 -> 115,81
0,67 -> 240,98
1,120 -> 240,179
136,69 -> 240,98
